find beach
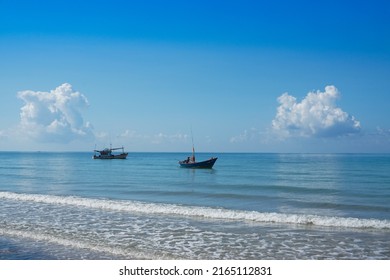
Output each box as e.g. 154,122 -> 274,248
0,152 -> 389,259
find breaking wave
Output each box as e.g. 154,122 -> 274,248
1,191 -> 389,230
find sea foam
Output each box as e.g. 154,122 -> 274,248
1,191 -> 389,230
0,228 -> 164,259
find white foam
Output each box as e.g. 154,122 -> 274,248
0,227 -> 165,260
1,191 -> 389,230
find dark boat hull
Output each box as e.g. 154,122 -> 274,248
93,153 -> 128,159
179,157 -> 217,169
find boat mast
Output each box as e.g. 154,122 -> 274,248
191,127 -> 195,162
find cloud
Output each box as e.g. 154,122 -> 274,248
376,126 -> 390,138
152,132 -> 189,144
272,85 -> 361,138
17,83 -> 94,143
109,129 -> 190,145
230,127 -> 260,143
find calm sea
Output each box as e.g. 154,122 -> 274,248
0,152 -> 389,259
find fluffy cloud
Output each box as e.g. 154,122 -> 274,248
17,83 -> 94,142
272,86 -> 361,138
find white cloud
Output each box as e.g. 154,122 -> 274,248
113,129 -> 190,145
376,126 -> 390,137
230,127 -> 260,143
116,129 -> 150,142
17,83 -> 94,143
272,85 -> 361,138
152,132 -> 189,144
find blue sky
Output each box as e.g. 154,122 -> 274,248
0,0 -> 389,152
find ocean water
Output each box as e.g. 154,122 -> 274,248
0,152 -> 389,259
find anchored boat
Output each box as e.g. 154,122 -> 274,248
93,146 -> 128,159
179,144 -> 217,169
179,156 -> 218,168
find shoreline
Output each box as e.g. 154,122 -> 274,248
0,234 -> 123,260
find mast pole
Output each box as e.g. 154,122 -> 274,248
191,127 -> 195,162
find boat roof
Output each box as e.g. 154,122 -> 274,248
94,147 -> 124,152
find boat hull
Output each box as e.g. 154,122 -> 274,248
179,157 -> 217,169
93,153 -> 128,159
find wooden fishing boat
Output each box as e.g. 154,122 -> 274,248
93,146 -> 128,159
179,141 -> 217,168
179,156 -> 218,168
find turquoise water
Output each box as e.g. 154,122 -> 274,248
0,152 -> 389,259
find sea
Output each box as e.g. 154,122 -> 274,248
0,152 -> 389,260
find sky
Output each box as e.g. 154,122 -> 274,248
0,0 -> 389,152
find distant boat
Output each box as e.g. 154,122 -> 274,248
93,146 -> 128,159
179,143 -> 217,169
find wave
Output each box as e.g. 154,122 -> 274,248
1,191 -> 389,230
0,228 -> 167,260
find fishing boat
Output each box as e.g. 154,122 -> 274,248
179,145 -> 217,168
93,146 -> 128,159
179,156 -> 218,168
